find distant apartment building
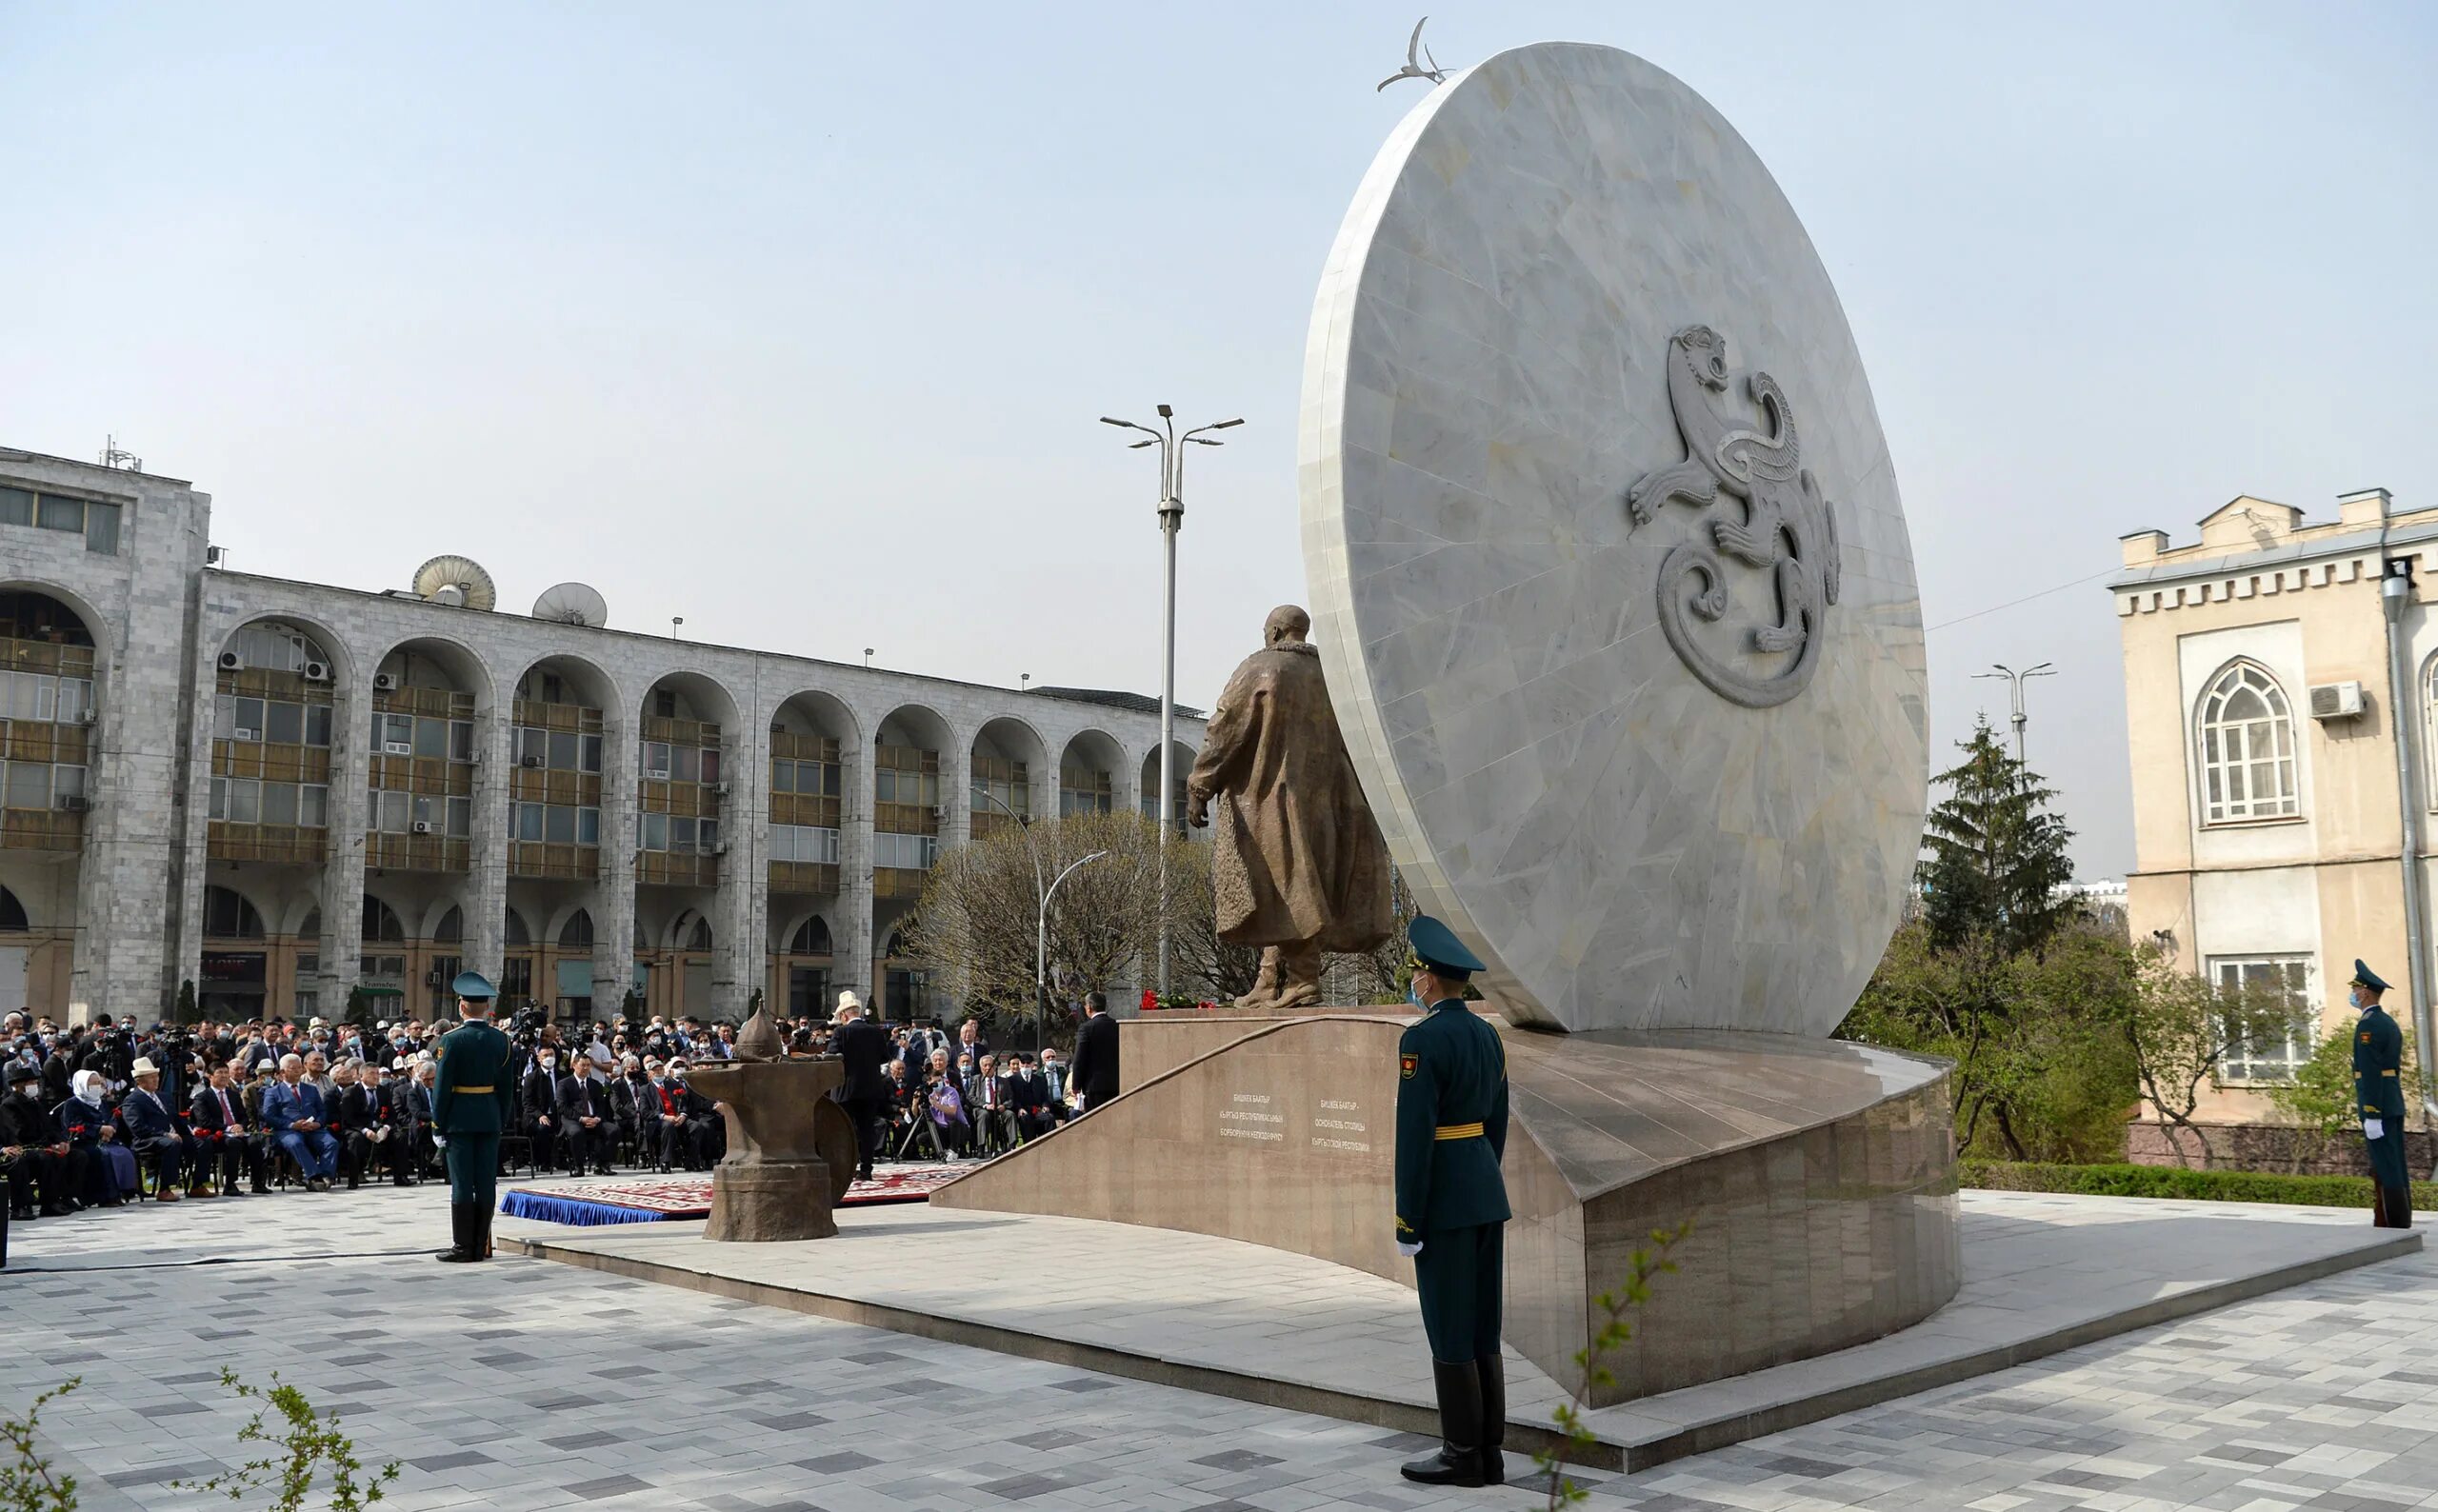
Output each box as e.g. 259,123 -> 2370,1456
0,446 -> 1202,1026
2112,485 -> 2435,1163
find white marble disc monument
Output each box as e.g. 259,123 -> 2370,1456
1302,41 -> 1928,1035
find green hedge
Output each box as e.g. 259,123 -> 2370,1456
1961,1160 -> 2436,1210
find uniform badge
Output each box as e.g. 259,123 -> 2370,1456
1400,1052 -> 1418,1080
2362,1032 -> 2372,1044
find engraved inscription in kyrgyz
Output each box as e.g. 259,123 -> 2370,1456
1625,326 -> 1842,707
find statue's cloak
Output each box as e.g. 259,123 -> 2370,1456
1187,641 -> 1393,952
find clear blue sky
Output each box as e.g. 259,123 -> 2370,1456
7,2 -> 2433,877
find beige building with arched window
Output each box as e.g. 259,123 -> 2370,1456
2113,484 -> 2437,1161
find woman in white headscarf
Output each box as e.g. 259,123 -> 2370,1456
57,1069 -> 139,1204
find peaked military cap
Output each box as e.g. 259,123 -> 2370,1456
2352,959 -> 2391,994
450,970 -> 498,1001
1409,915 -> 1486,980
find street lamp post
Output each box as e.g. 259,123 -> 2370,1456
973,784 -> 1106,1052
1101,407 -> 1243,998
1972,662 -> 2056,766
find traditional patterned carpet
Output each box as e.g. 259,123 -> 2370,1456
499,1163 -> 966,1226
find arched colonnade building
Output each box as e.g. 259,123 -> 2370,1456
0,446 -> 1204,1025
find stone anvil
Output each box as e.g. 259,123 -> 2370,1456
683,1055 -> 861,1242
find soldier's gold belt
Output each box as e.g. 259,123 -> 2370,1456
1434,1122 -> 1485,1141
455,1085 -> 493,1093
2382,1069 -> 2398,1076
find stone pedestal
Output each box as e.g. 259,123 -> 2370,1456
933,1009 -> 1959,1406
686,1058 -> 860,1243
706,1159 -> 836,1243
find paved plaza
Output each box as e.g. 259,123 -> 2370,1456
6,1186 -> 2438,1511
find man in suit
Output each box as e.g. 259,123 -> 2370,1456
520,1044 -> 563,1174
1069,992 -> 1120,1113
3,1063 -> 79,1218
261,1053 -> 340,1191
1391,916 -> 1511,1489
1008,1053 -> 1056,1143
664,1060 -> 723,1168
331,1060 -> 396,1189
2349,960 -> 2415,1228
187,1061 -> 251,1197
119,1057 -> 194,1203
393,1059 -> 435,1184
433,972 -> 516,1263
610,1055 -> 652,1166
830,991 -> 891,1183
554,1049 -> 617,1177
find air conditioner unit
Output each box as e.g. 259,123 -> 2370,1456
647,766 -> 671,781
707,841 -> 729,856
77,709 -> 96,726
232,726 -> 259,742
468,748 -> 482,765
713,781 -> 731,798
518,754 -> 544,769
301,661 -> 332,683
2309,681 -> 2365,720
410,820 -> 435,834
217,651 -> 243,671
54,794 -> 88,813
384,741 -> 413,756
372,672 -> 400,692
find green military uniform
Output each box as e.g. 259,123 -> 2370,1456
1392,915 -> 1510,1489
2349,959 -> 2412,1230
433,971 -> 516,1263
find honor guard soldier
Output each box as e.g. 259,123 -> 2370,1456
1392,915 -> 1510,1488
2349,960 -> 2414,1229
433,971 -> 516,1263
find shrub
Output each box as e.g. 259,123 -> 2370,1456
1963,1159 -> 2434,1209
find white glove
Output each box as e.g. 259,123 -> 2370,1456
2365,1117 -> 2386,1141
431,1134 -> 447,1150
1396,1240 -> 1423,1259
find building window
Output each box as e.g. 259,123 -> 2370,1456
2212,954 -> 2314,1083
0,484 -> 122,555
769,823 -> 841,864
2196,660 -> 2299,825
202,885 -> 267,940
874,830 -> 938,870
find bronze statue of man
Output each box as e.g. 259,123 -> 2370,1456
1187,605 -> 1394,1009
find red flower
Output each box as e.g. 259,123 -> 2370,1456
1140,988 -> 1157,1011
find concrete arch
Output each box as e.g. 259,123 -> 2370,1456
973,714 -> 1051,823
218,612 -> 356,686
418,897 -> 469,942
668,906 -> 712,952
772,907 -> 835,954
770,687 -> 862,748
271,892 -> 324,939
505,905 -> 533,948
876,702 -> 952,754
1059,726 -> 1129,812
510,651 -> 621,719
1138,737 -> 1198,826
550,906 -> 596,950
200,881 -> 271,940
0,883 -> 27,933
370,632 -> 496,709
0,582 -> 106,649
360,888 -> 410,944
642,668 -> 741,732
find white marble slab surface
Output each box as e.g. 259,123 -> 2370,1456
1300,43 -> 1928,1034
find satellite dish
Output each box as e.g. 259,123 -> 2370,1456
532,581 -> 610,627
411,555 -> 498,611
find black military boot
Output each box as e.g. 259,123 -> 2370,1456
1400,1359 -> 1485,1486
435,1203 -> 478,1263
1476,1354 -> 1506,1484
474,1202 -> 495,1260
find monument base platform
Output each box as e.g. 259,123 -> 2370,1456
498,1192 -> 2418,1472
932,1009 -> 1962,1406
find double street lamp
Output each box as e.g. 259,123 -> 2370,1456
974,784 -> 1106,1051
1100,406 -> 1243,997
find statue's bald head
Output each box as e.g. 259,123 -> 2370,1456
1264,606 -> 1311,647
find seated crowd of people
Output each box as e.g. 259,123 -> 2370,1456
2,1003 -> 1083,1224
